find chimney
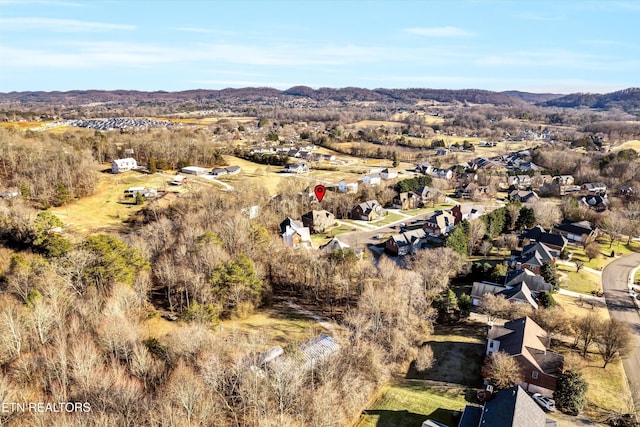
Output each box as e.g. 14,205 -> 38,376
487,321 -> 493,331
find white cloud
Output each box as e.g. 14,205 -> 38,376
0,17 -> 134,32
404,26 -> 474,37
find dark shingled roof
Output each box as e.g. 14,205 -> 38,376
458,385 -> 557,427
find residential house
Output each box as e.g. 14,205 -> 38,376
279,217 -> 312,249
431,168 -> 454,180
458,385 -> 558,427
362,174 -> 381,186
456,183 -> 489,199
393,192 -> 419,210
507,175 -> 532,188
486,317 -> 564,396
284,163 -> 309,174
470,281 -> 539,310
350,200 -> 384,221
415,186 -> 445,206
435,148 -> 449,156
338,179 -> 359,194
508,190 -> 539,203
577,194 -> 609,212
111,158 -> 137,174
301,210 -> 335,233
532,174 -> 553,188
385,228 -> 429,256
581,182 -> 607,194
380,168 -> 398,180
450,204 -> 486,224
553,175 -> 574,186
415,162 -> 433,174
225,166 -> 241,175
552,220 -> 598,243
512,242 -> 557,275
518,161 -> 541,172
210,167 -> 228,177
319,237 -> 350,252
519,226 -> 567,252
504,269 -> 553,294
423,210 -> 456,236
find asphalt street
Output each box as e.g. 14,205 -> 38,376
601,252 -> 640,403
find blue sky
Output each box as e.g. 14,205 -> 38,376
0,0 -> 638,93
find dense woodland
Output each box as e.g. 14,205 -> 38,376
0,91 -> 639,425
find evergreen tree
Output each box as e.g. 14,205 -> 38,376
554,370 -> 588,415
540,262 -> 560,290
446,220 -> 469,255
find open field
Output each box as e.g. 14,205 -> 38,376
142,303 -> 330,351
219,303 -> 330,350
50,169 -> 188,234
614,139 -> 640,152
356,381 -> 468,427
348,120 -> 406,129
220,155 -> 364,194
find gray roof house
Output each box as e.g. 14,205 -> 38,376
458,385 -> 557,427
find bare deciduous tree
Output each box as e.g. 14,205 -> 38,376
482,352 -> 523,390
596,319 -> 633,368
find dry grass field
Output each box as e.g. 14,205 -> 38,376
50,169 -> 189,235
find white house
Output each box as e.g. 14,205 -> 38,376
362,174 -> 381,186
280,218 -> 312,249
284,163 -> 309,174
431,168 -> 453,180
338,179 -> 359,193
111,158 -> 137,174
380,168 -> 398,180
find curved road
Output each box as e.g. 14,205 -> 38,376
602,252 -> 640,402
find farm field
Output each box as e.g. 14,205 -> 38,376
50,169 -> 188,234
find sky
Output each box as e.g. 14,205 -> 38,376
0,0 -> 639,93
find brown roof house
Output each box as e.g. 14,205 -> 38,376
350,200 -> 384,221
423,209 -> 456,236
301,210 -> 335,233
486,317 -> 564,397
385,228 -> 429,256
392,192 -> 419,210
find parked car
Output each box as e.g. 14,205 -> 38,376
532,393 -> 555,411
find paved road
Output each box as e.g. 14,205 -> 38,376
601,252 -> 640,402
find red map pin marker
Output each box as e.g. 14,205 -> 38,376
314,185 -> 326,202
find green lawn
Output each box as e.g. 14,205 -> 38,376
357,381 -> 470,427
403,203 -> 456,216
371,212 -> 405,226
558,265 -> 601,295
568,240 -> 640,271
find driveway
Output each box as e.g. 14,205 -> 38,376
601,252 -> 640,404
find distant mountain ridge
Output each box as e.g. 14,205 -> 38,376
541,87 -> 640,113
1,87 -> 637,110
